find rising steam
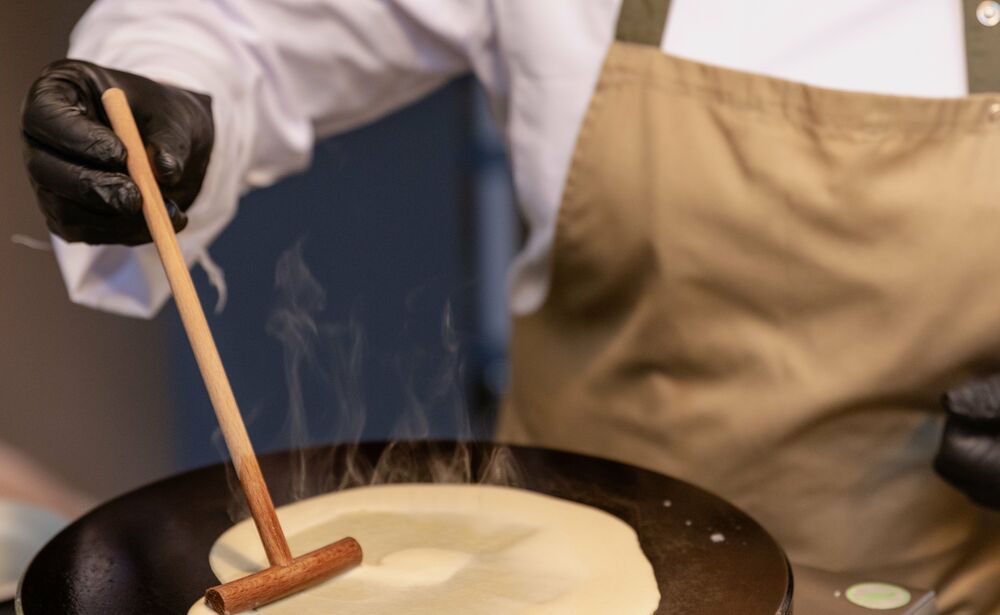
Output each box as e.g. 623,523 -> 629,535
219,241 -> 519,520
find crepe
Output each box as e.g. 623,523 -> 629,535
187,484 -> 660,614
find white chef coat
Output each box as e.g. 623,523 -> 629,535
61,0 -> 968,318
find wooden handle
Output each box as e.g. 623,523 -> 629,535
101,88 -> 292,567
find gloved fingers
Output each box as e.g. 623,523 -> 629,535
104,200 -> 189,245
21,70 -> 126,170
25,140 -> 141,216
53,221 -> 151,246
163,199 -> 190,234
144,123 -> 191,188
37,188 -> 138,243
39,189 -> 188,246
934,419 -> 1000,510
941,374 -> 1000,422
21,60 -> 212,247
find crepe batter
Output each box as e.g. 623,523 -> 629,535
187,484 -> 660,614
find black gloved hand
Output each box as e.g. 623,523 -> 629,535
935,376 -> 1000,510
21,59 -> 213,246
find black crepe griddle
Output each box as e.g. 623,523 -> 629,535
17,442 -> 792,614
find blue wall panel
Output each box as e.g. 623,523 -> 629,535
168,80 -> 479,470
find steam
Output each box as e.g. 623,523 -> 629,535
266,241 -> 370,499
214,241 -> 519,519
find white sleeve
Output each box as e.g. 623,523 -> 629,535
60,0 -> 495,318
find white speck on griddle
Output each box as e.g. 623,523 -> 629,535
684,519 -> 692,526
834,590 -> 842,598
710,533 -> 725,543
662,499 -> 672,508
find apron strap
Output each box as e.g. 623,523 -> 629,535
964,0 -> 1000,92
615,0 -> 673,46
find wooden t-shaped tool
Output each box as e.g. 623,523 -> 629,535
101,88 -> 362,614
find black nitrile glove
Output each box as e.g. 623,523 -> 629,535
21,59 -> 213,246
936,376 -> 1000,510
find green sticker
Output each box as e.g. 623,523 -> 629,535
845,583 -> 912,610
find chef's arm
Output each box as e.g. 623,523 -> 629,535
936,376 -> 1000,510
21,0 -> 491,318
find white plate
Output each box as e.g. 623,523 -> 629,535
0,501 -> 66,602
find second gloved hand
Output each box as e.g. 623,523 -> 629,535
21,59 -> 214,246
936,375 -> 1000,510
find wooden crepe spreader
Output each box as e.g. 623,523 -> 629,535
101,87 -> 362,614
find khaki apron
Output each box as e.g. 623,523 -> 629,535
499,1 -> 1000,613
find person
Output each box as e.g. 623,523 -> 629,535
19,1 -> 1000,612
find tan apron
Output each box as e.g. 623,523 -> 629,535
499,1 -> 1000,613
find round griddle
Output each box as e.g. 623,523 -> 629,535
17,442 -> 792,614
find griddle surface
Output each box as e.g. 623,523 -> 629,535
18,442 -> 792,614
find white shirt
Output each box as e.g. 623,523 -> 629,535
62,0 -> 968,318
